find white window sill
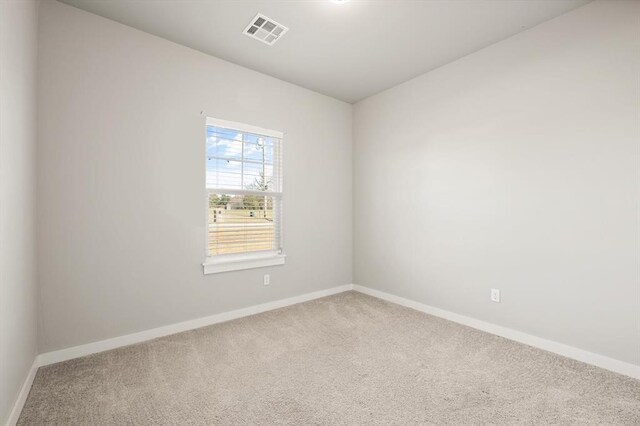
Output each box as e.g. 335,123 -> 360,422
203,252 -> 286,274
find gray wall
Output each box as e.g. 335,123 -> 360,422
37,1 -> 352,353
353,0 -> 639,366
0,0 -> 39,423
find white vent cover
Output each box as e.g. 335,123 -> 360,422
243,13 -> 288,46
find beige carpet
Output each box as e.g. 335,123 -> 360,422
19,291 -> 640,425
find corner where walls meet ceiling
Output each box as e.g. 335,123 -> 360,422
58,0 -> 592,103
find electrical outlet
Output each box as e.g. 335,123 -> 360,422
263,274 -> 270,286
491,288 -> 500,303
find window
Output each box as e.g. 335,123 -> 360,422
202,117 -> 285,274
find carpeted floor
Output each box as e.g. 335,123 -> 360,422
19,291 -> 640,425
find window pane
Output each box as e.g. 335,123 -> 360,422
207,125 -> 280,191
206,158 -> 242,189
206,127 -> 243,161
243,134 -> 274,162
208,193 -> 279,256
242,161 -> 274,191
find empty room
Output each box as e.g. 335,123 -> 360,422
1,0 -> 639,424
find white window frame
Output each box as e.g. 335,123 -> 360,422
202,117 -> 285,274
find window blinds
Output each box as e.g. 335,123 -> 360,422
205,118 -> 283,258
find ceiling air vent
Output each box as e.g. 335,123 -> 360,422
243,13 -> 288,46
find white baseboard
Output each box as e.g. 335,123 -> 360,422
352,284 -> 640,380
38,284 -> 354,366
5,358 -> 39,426
8,284 -> 353,424
10,282 -> 637,425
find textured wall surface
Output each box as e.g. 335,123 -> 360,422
0,0 -> 39,423
37,1 -> 352,352
354,0 -> 640,366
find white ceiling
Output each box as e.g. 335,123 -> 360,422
58,0 -> 592,103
